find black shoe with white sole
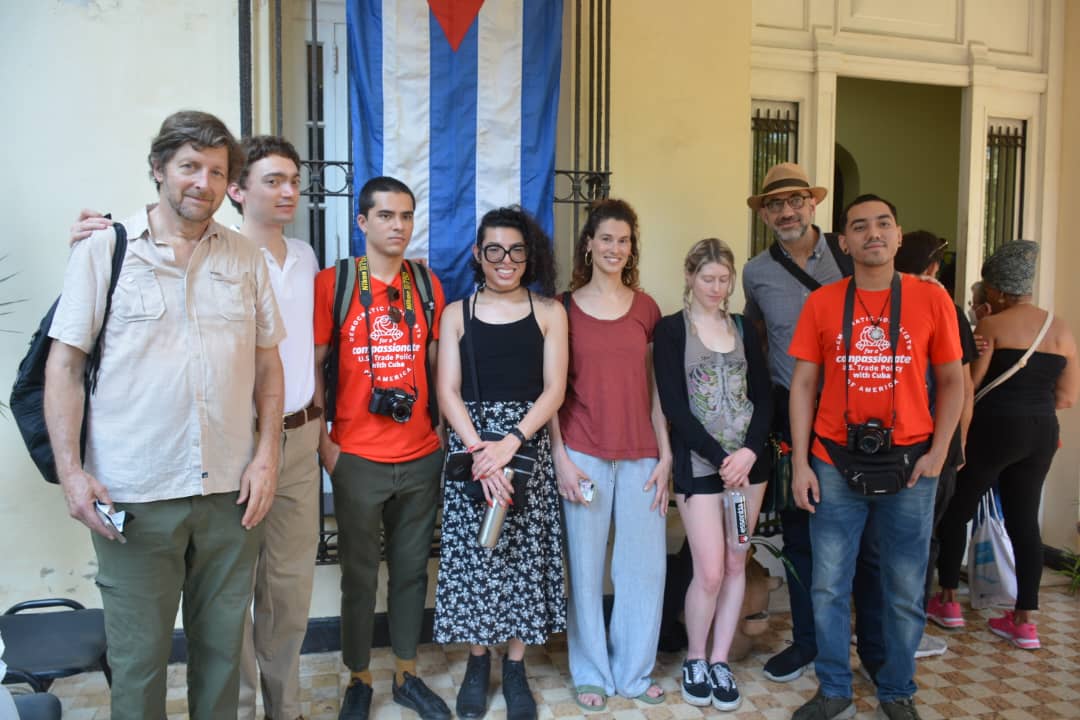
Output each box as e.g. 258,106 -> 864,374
680,658 -> 711,706
709,662 -> 741,712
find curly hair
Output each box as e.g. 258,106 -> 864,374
569,198 -> 641,291
471,206 -> 557,297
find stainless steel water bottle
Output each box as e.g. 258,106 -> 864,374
724,490 -> 751,552
478,468 -> 514,548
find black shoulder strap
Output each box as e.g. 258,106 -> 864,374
87,222 -> 128,394
324,257 -> 355,422
825,232 -> 855,278
403,259 -> 440,425
461,294 -> 488,431
404,260 -> 436,332
732,312 -> 744,336
769,242 -> 821,292
333,258 -> 355,330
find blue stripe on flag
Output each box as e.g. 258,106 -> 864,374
520,0 -> 563,241
428,11 -> 479,301
347,0 -> 384,255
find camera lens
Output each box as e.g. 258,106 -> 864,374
858,434 -> 882,454
391,402 -> 412,423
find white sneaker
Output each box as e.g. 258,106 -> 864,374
914,632 -> 947,659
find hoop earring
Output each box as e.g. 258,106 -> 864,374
584,248 -> 593,266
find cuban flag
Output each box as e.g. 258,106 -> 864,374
348,0 -> 564,301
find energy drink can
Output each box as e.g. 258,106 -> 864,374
723,490 -> 750,552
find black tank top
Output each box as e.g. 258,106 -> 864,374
460,292 -> 545,402
977,349 -> 1066,416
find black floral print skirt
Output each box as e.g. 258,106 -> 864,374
433,400 -> 566,646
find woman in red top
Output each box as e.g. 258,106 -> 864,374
551,199 -> 672,710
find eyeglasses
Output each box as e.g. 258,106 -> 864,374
387,286 -> 402,323
763,194 -> 812,213
482,244 -> 528,264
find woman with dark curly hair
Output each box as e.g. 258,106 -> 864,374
434,206 -> 568,720
550,199 -> 671,711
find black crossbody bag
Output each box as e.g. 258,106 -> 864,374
819,274 -> 927,495
443,294 -> 538,509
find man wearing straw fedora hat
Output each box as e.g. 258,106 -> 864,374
742,163 -> 885,686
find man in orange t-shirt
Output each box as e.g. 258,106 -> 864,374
313,177 -> 449,720
786,195 -> 963,720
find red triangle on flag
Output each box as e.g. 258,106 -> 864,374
428,0 -> 485,52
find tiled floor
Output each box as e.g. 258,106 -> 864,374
37,586 -> 1080,719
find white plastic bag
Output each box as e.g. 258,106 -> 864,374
967,489 -> 1017,609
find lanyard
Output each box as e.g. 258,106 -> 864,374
841,272 -> 902,427
356,256 -> 416,392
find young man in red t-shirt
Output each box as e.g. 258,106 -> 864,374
313,177 -> 449,720
787,195 -> 963,720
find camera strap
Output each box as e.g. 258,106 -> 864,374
842,272 -> 902,427
356,255 -> 417,395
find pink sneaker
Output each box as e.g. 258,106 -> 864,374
926,593 -> 965,629
989,611 -> 1040,650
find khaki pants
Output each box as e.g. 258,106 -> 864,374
93,492 -> 261,720
239,419 -> 321,720
332,448 -> 443,670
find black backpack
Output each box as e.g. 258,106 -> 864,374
10,223 -> 128,484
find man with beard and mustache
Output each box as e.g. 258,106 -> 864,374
742,163 -> 886,686
44,110 -> 285,720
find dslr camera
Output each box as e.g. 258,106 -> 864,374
369,387 -> 416,423
846,418 -> 893,455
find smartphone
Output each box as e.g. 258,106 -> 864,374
94,501 -> 132,542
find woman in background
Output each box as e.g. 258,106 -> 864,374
930,240 -> 1078,650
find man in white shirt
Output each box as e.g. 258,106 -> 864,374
228,136 -> 322,720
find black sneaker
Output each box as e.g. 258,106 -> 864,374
680,658 -> 711,706
392,672 -> 452,720
502,658 -> 537,720
456,650 -> 491,718
339,679 -> 373,720
708,662 -> 741,712
878,697 -> 922,719
792,690 -> 856,720
763,643 -> 815,683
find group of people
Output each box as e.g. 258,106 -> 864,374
44,110 -> 1076,720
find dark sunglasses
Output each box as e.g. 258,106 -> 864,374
387,286 -> 402,323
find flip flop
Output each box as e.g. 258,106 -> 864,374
634,680 -> 665,705
573,685 -> 608,712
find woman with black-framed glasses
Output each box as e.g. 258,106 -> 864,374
434,206 -> 568,720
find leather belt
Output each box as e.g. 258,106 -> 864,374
282,404 -> 322,430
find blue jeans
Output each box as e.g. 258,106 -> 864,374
779,507 -> 884,670
809,457 -> 936,703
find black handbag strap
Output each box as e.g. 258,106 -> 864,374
461,294 -> 490,430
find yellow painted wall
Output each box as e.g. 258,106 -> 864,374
835,78 -> 963,248
608,1 -> 753,315
1046,2 -> 1080,553
0,1 -> 241,612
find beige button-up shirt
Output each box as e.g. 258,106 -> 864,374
49,206 -> 285,503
